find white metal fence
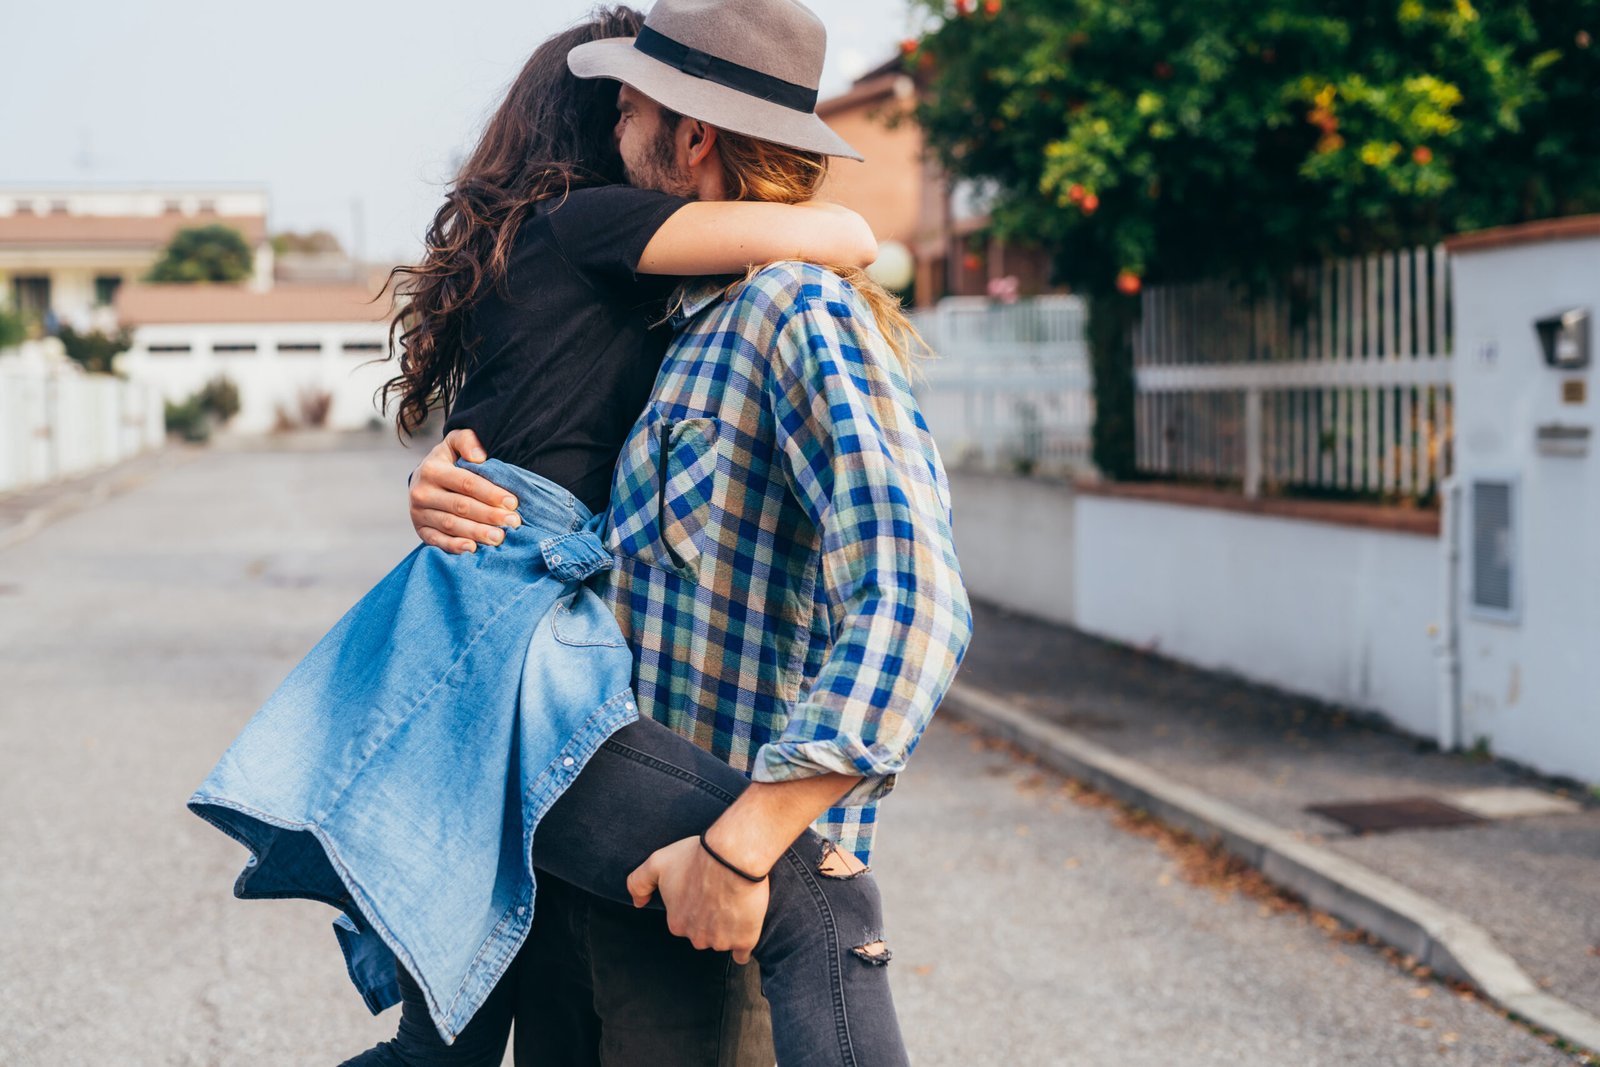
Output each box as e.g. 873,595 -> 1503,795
912,295 -> 1095,477
0,341 -> 166,494
1135,245 -> 1454,500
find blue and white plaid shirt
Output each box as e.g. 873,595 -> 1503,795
593,262 -> 972,862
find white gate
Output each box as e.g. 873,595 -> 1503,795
1135,245 -> 1454,501
912,296 -> 1094,477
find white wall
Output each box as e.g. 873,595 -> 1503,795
947,470 -> 1077,627
119,321 -> 395,434
1073,494 -> 1444,736
1450,234 -> 1600,783
0,341 -> 165,493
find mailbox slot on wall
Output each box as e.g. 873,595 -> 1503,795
1535,307 -> 1591,369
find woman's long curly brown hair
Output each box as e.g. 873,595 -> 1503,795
377,6 -> 644,436
713,128 -> 926,373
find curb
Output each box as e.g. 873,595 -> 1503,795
943,682 -> 1600,1058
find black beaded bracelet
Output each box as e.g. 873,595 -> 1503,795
698,831 -> 768,883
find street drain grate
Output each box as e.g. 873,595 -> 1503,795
1305,796 -> 1488,834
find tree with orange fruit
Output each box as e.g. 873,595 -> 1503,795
907,0 -> 1600,478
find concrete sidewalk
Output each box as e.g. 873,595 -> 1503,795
0,447 -> 192,551
949,601 -> 1600,1059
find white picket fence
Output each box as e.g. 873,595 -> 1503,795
0,341 -> 167,494
1134,245 -> 1454,500
911,295 -> 1095,477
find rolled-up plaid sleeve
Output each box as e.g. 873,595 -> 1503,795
749,275 -> 973,807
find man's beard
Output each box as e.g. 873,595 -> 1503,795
626,123 -> 696,198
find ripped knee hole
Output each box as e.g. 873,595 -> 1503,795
817,840 -> 870,880
851,939 -> 892,965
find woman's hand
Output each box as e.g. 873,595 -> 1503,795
796,201 -> 879,268
408,429 -> 522,553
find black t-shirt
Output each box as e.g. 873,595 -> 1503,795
443,185 -> 688,513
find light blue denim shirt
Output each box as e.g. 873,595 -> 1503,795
187,459 -> 639,1044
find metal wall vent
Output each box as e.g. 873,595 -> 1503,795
1470,478 -> 1515,618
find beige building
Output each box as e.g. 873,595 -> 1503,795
817,60 -> 1056,307
0,187 -> 273,332
0,185 -> 397,435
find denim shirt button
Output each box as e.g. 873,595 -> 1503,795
245,855 -> 258,867
562,756 -> 575,767
516,906 -> 526,917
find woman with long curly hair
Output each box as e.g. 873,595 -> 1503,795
187,6 -> 917,1066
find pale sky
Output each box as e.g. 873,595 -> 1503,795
2,0 -> 919,263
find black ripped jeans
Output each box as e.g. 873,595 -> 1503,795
338,715 -> 910,1067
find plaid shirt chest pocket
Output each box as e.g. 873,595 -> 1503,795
610,404 -> 721,582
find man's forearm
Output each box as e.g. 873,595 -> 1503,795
703,772 -> 857,877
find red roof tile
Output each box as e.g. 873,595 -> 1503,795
0,213 -> 268,248
116,282 -> 395,325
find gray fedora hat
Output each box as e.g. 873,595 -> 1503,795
567,0 -> 863,162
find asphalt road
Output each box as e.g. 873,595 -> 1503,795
0,434 -> 1579,1066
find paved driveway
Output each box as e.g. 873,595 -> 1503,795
0,435 -> 1577,1065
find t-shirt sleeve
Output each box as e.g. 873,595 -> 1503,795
544,185 -> 689,286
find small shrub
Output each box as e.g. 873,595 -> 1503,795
297,385 -> 334,428
198,374 -> 241,424
272,403 -> 298,434
165,395 -> 211,442
58,325 -> 134,374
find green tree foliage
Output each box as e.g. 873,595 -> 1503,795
58,325 -> 134,375
145,224 -> 254,283
0,307 -> 25,350
908,0 -> 1600,476
911,0 -> 1599,287
270,229 -> 344,256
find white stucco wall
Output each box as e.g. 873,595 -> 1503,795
119,322 -> 394,434
1450,234 -> 1600,783
1073,494 -> 1444,736
946,470 -> 1077,627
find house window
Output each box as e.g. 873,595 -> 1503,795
13,200 -> 35,215
11,276 -> 50,321
198,199 -> 217,214
163,199 -> 184,215
341,340 -> 383,354
94,275 -> 123,307
213,342 -> 258,355
48,200 -> 69,215
277,342 -> 323,355
148,343 -> 193,354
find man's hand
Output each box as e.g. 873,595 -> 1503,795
626,772 -> 856,962
626,835 -> 770,964
409,428 -> 522,553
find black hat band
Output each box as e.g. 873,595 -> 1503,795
633,25 -> 819,114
